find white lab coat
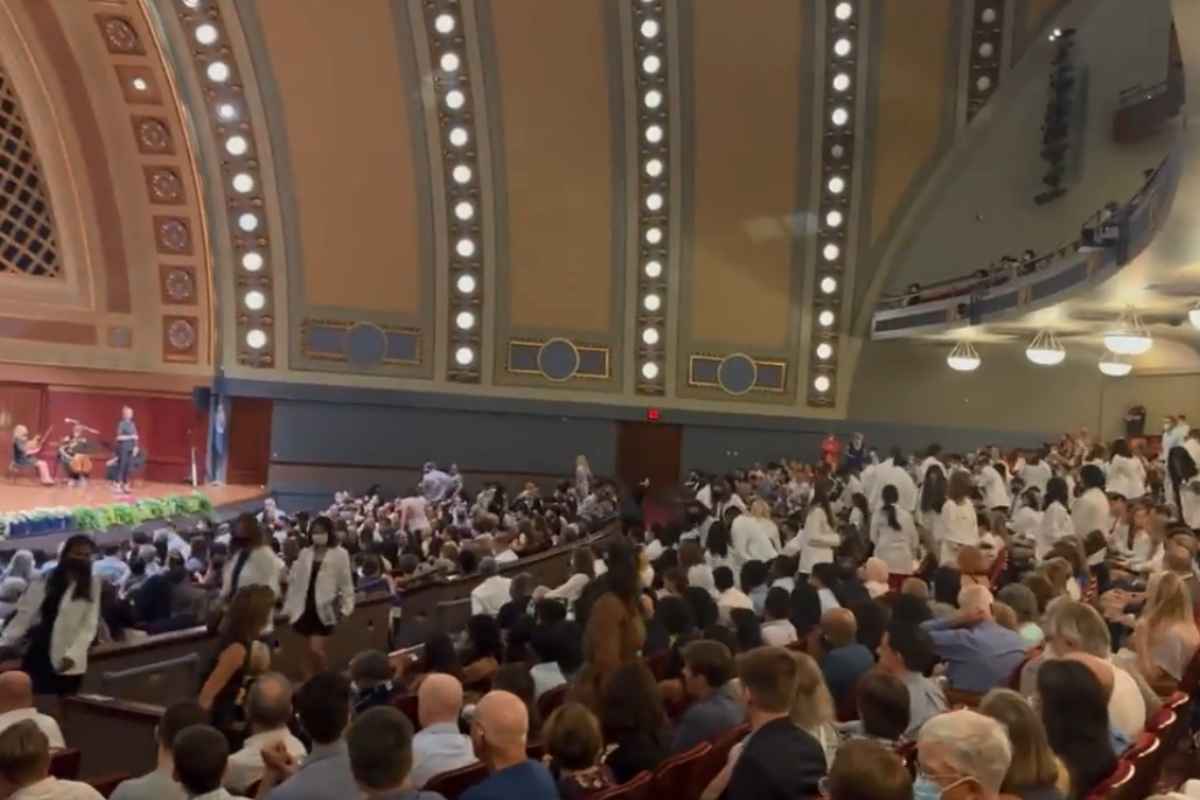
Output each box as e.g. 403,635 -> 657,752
934,499 -> 979,566
1035,502 -> 1073,560
869,460 -> 919,512
1107,455 -> 1146,500
795,506 -> 840,574
283,547 -> 355,626
1,575 -> 100,676
869,506 -> 920,574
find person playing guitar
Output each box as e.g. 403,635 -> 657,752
10,424 -> 54,485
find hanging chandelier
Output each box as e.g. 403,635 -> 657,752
946,340 -> 981,372
1103,307 -> 1152,355
1098,352 -> 1131,377
1025,330 -> 1066,366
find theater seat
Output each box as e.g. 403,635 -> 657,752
393,693 -> 420,730
49,749 -> 82,780
424,761 -> 489,800
1082,760 -> 1135,800
697,723 -> 749,790
590,770 -> 653,800
537,684 -> 570,720
944,688 -> 983,708
651,742 -> 711,800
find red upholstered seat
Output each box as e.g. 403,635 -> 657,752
987,547 -> 1009,587
836,683 -> 859,722
49,749 -> 82,780
590,770 -> 653,800
537,683 -> 570,720
1082,760 -> 1134,800
651,743 -> 711,800
645,650 -> 675,682
424,761 -> 490,800
696,723 -> 750,790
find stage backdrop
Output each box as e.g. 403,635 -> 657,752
0,381 -> 206,485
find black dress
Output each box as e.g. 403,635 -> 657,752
22,585 -> 84,697
199,632 -> 254,750
293,555 -> 334,638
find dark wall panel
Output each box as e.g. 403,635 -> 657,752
270,400 -> 617,475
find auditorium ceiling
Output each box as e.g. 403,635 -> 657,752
0,0 -> 1180,423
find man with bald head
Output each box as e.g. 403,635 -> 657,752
818,607 -> 875,708
410,673 -> 476,787
226,672 -> 306,791
0,671 -> 64,750
461,690 -> 556,800
921,584 -> 1025,694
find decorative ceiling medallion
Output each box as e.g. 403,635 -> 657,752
144,166 -> 185,204
131,117 -> 175,155
166,317 -> 196,350
154,216 -> 192,254
114,66 -> 162,105
97,15 -> 145,55
161,265 -> 196,304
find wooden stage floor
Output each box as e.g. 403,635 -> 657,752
0,481 -> 265,514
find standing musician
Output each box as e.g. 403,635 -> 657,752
10,425 -> 53,485
113,406 -> 139,494
58,422 -> 97,486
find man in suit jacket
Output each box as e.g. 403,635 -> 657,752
726,647 -> 827,800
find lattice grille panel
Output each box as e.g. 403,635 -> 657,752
0,66 -> 60,278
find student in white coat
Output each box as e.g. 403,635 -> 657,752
1106,440 -> 1146,501
977,461 -> 1011,513
0,534 -> 100,696
220,515 -> 282,636
934,472 -> 979,566
1071,464 -> 1110,540
794,481 -> 841,576
869,448 -> 919,513
284,516 -> 355,679
729,508 -> 778,573
1035,477 -> 1074,560
869,484 -> 920,577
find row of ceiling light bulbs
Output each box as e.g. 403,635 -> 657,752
637,0 -> 669,384
176,0 -> 271,353
945,308 -> 1156,378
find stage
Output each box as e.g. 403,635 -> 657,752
0,482 -> 267,551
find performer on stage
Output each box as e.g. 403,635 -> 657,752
283,516 -> 354,680
0,534 -> 100,697
113,406 -> 139,494
57,423 -> 94,486
9,425 -> 53,485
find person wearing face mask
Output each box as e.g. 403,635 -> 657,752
283,516 -> 355,680
0,534 -> 100,697
914,709 -> 1011,800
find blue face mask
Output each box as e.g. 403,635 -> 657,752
913,777 -> 944,800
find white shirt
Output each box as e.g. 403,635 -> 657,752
687,564 -> 716,596
471,575 -> 513,616
717,587 -> 753,622
869,506 -> 920,574
225,729 -> 307,791
545,572 -> 590,604
795,506 -> 840,574
282,547 -> 355,627
1035,502 -> 1073,560
760,619 -> 798,647
730,515 -> 779,571
869,461 -> 919,513
978,465 -> 1011,509
9,778 -> 103,800
1071,488 -> 1110,539
0,708 -> 65,750
1020,461 -> 1053,493
1183,483 -> 1200,529
1110,664 -> 1147,738
934,499 -> 978,565
494,549 -> 519,564
644,539 -> 665,562
1107,455 -> 1146,500
1008,506 -> 1043,542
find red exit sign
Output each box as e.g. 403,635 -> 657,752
647,408 -> 660,421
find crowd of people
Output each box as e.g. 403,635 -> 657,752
0,422 -> 1197,800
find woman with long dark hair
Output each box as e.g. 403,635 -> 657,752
219,513 -> 281,636
571,540 -> 646,713
0,534 -> 99,696
796,479 -> 839,576
869,483 -> 919,580
283,515 -> 355,679
1166,445 -> 1200,526
1036,660 -> 1118,800
1035,477 -> 1073,560
917,464 -> 947,530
